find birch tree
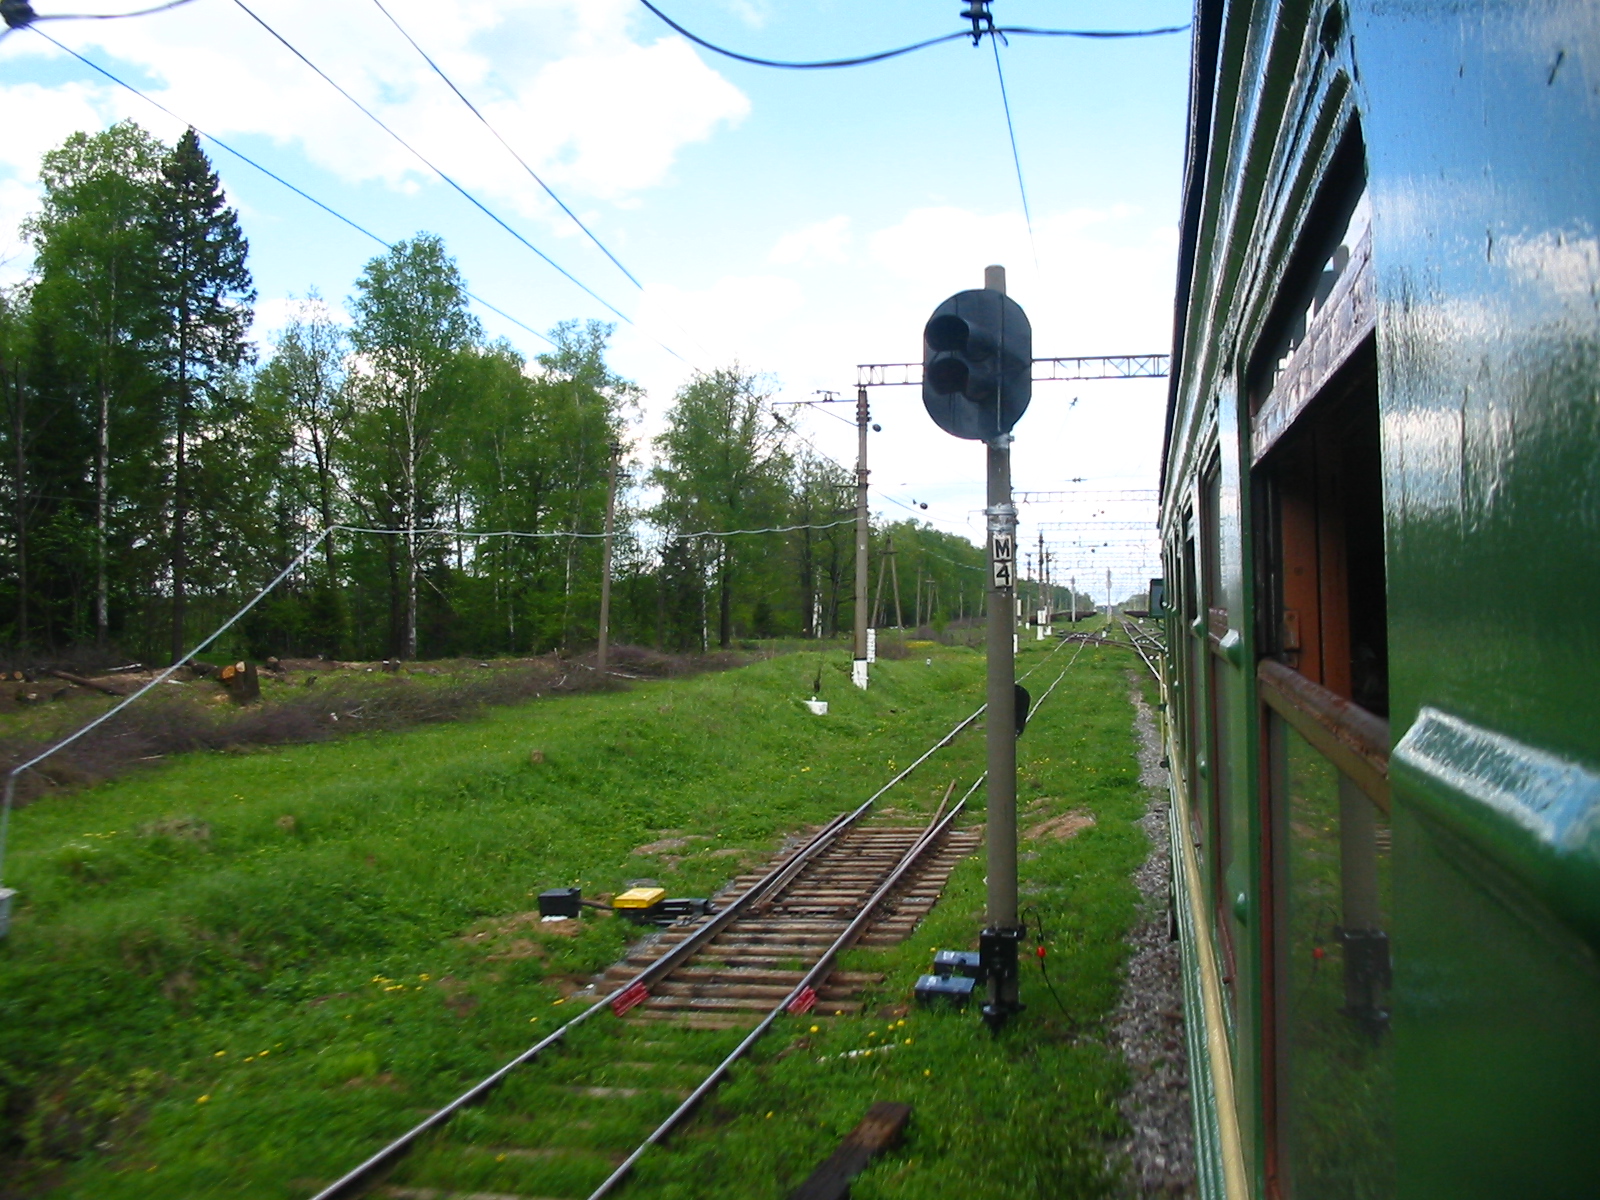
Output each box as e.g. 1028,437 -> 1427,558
348,235 -> 479,658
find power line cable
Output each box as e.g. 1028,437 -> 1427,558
1,0 -> 194,34
990,33 -> 1037,268
632,0 -> 1186,70
365,0 -> 641,291
227,0 -> 691,364
32,29 -> 556,347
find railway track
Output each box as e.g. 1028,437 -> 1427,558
309,785 -> 983,1200
308,640 -> 1087,1200
606,819 -> 983,1028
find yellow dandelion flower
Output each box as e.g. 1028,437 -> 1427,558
809,1025 -> 819,1034
197,1095 -> 210,1104
214,1051 -> 226,1058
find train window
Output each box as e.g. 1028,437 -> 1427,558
1258,350 -> 1387,715
1252,189 -> 1371,411
1252,132 -> 1394,1198
1273,719 -> 1395,1199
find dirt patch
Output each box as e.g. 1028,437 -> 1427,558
140,815 -> 211,841
1025,809 -> 1096,841
461,911 -> 587,960
632,835 -> 710,856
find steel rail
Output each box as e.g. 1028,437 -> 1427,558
309,695 -> 998,1200
1116,617 -> 1163,683
585,780 -> 981,1200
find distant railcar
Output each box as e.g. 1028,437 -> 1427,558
1159,3 -> 1600,1198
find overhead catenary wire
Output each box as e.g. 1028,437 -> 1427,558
632,0 -> 1187,70
226,0 -> 692,365
364,0 -> 642,291
31,29 -> 557,347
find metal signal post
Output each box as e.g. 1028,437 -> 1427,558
979,264 -> 1022,1029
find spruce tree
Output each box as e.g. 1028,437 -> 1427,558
152,128 -> 254,664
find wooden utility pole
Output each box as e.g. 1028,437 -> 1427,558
889,545 -> 905,628
883,534 -> 896,630
852,388 -> 870,688
597,441 -> 621,677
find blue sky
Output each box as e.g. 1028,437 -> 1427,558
2,0 -> 1191,599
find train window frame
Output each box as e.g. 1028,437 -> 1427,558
1249,137 -> 1395,1200
1247,127 -> 1375,462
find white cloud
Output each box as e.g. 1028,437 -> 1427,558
2,0 -> 748,220
249,292 -> 351,351
769,215 -> 850,266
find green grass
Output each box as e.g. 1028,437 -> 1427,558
0,640 -> 1153,1199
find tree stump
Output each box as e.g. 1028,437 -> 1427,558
218,661 -> 261,704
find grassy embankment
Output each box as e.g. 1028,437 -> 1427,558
0,634 -> 1151,1199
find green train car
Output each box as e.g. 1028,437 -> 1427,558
1158,2 -> 1600,1197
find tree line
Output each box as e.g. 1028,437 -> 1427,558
0,121 -> 988,665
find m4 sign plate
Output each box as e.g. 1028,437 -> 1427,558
991,532 -> 1014,590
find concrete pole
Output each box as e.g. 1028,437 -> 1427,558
597,441 -> 621,677
982,263 -> 1021,1028
853,387 -> 871,689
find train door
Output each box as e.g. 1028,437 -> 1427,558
1200,458 -> 1240,1013
1249,156 -> 1394,1199
1181,512 -> 1203,842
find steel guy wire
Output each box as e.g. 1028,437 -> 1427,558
991,32 -> 1039,271
0,528 -> 335,888
227,0 -> 695,367
31,29 -> 558,347
632,0 -> 1188,70
0,511 -> 884,885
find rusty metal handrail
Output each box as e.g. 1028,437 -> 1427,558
1257,658 -> 1390,811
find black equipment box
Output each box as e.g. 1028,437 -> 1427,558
914,973 -> 976,1007
933,949 -> 982,978
538,887 -> 581,919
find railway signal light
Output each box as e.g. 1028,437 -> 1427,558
921,288 -> 1033,441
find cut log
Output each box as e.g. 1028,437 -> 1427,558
788,1102 -> 912,1200
45,669 -> 126,697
